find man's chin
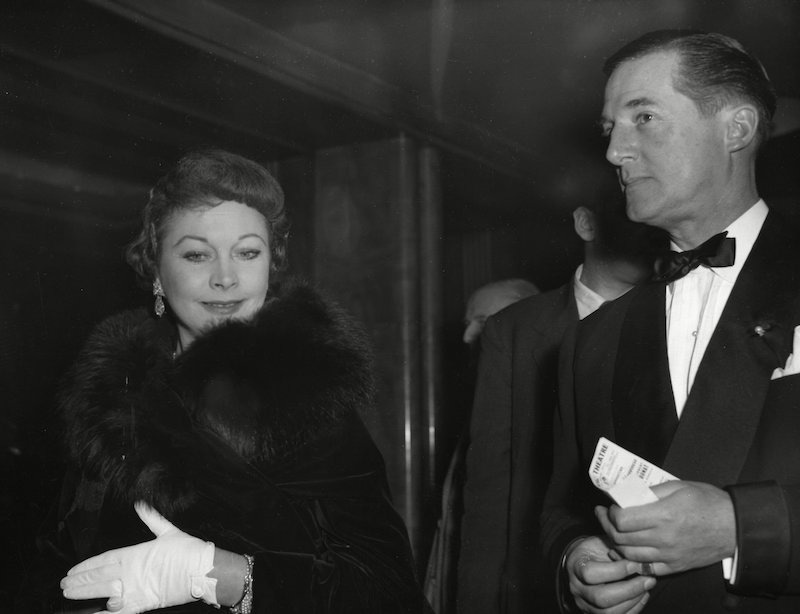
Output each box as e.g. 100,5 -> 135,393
625,194 -> 659,225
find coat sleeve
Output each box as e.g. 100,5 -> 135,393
208,413 -> 429,614
540,321 -> 596,579
458,315 -> 513,614
726,373 -> 800,596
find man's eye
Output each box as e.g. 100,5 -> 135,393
636,112 -> 654,125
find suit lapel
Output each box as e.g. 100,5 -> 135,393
664,214 -> 797,484
572,290 -> 632,458
612,282 -> 677,467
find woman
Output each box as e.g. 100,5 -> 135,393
45,150 -> 427,613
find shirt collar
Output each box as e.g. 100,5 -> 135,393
669,199 -> 768,285
573,264 -> 606,320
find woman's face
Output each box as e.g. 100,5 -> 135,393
156,200 -> 271,350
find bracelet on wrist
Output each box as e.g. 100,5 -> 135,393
230,554 -> 254,614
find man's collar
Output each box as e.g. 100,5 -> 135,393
668,200 -> 767,284
714,199 -> 767,284
573,264 -> 606,320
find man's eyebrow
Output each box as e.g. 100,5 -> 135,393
624,96 -> 657,109
598,96 -> 658,127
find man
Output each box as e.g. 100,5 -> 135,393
541,30 -> 800,613
463,279 -> 540,345
458,180 -> 663,614
426,278 -> 538,614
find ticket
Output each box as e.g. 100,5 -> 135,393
588,437 -> 677,508
588,438 -> 734,580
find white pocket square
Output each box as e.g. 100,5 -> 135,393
771,325 -> 800,380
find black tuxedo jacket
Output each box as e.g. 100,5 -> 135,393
460,283 -> 576,614
542,211 -> 800,612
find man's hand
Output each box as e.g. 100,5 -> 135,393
565,535 -> 656,614
596,480 -> 736,576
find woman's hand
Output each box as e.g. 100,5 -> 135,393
60,502 -> 218,614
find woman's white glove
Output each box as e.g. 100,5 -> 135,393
61,501 -> 218,614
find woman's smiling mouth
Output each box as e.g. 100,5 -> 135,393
201,300 -> 243,315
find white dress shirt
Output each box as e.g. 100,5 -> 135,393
573,264 -> 607,320
665,200 -> 767,584
666,200 -> 768,417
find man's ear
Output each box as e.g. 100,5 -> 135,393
573,206 -> 596,242
726,105 -> 758,152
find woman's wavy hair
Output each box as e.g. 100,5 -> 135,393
126,149 -> 290,286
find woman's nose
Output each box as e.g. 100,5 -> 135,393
210,258 -> 238,289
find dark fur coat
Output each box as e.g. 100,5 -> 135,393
46,283 -> 426,614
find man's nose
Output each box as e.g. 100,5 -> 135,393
606,126 -> 636,167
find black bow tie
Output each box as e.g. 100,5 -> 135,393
653,232 -> 736,283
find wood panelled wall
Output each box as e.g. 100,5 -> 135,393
308,136 -> 441,559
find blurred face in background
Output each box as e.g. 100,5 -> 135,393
463,284 -> 535,345
591,196 -> 668,286
157,199 -> 271,350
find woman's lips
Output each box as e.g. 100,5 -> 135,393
201,300 -> 243,315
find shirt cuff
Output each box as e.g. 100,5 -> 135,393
556,537 -> 587,614
722,551 -> 739,585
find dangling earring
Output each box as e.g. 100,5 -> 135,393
152,279 -> 166,318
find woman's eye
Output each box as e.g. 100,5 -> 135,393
183,251 -> 209,263
238,249 -> 262,260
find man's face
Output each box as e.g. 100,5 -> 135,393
601,51 -> 731,241
463,287 -> 521,345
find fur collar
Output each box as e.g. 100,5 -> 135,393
59,282 -> 374,510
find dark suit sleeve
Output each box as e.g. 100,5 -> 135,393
540,321 -> 596,576
727,374 -> 800,596
458,315 -> 513,614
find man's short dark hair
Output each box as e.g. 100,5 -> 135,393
603,30 -> 777,147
